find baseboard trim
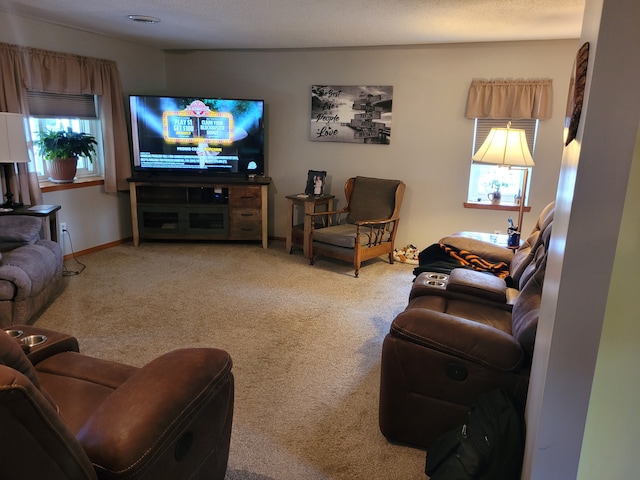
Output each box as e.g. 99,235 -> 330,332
63,237 -> 133,260
63,236 -> 286,260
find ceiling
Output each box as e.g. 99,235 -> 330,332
0,0 -> 585,51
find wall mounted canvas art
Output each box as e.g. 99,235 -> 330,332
311,85 -> 393,144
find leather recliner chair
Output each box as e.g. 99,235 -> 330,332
0,325 -> 234,480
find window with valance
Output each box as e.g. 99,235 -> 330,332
0,42 -> 131,204
465,78 -> 553,207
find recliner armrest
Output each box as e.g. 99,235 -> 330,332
390,308 -> 524,371
76,348 -> 234,479
446,268 -> 507,303
439,235 -> 514,265
0,366 -> 97,479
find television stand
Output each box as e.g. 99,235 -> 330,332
127,176 -> 270,248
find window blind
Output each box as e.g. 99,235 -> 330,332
472,118 -> 537,158
27,91 -> 98,119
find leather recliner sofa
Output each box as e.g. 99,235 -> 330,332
0,325 -> 234,480
379,204 -> 553,448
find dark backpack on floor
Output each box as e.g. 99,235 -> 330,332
425,389 -> 525,480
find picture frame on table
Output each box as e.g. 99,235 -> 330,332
305,170 -> 327,196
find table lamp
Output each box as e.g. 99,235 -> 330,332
0,112 -> 29,209
472,121 -> 535,235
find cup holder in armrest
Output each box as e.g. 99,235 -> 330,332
409,272 -> 451,300
21,335 -> 47,347
423,272 -> 449,288
425,273 -> 449,281
5,329 -> 24,338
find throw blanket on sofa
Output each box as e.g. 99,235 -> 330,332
413,243 -> 510,278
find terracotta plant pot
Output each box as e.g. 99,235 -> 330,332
48,156 -> 78,183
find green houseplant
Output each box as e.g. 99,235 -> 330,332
35,127 -> 97,183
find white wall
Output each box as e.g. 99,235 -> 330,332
0,13 -> 167,255
523,0 -> 640,478
577,127 -> 640,480
165,41 -> 577,248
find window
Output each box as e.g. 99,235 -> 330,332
467,118 -> 538,204
26,91 -> 104,181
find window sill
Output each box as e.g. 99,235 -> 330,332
40,177 -> 104,193
463,201 -> 531,212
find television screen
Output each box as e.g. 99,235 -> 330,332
130,95 -> 265,177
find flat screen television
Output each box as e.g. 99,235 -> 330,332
129,95 -> 265,178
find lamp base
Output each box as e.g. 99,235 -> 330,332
1,199 -> 23,209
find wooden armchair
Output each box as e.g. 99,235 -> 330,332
308,176 -> 405,277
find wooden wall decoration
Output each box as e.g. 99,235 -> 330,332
565,42 -> 590,146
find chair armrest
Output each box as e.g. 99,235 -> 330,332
307,209 -> 349,228
77,348 -> 233,478
0,244 -> 61,299
307,208 -> 348,218
0,366 -> 97,479
0,265 -> 32,299
354,215 -> 400,227
446,268 -> 507,303
390,308 -> 523,371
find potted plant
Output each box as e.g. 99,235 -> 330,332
35,127 -> 97,183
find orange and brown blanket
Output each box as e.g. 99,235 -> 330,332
413,242 -> 510,279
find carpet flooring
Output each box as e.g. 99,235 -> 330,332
36,240 -> 427,479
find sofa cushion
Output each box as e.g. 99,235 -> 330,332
511,258 -> 545,365
0,216 -> 42,245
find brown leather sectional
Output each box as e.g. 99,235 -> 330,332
379,203 -> 554,448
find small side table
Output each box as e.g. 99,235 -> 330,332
0,204 -> 61,242
285,194 -> 335,258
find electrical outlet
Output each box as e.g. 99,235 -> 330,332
59,223 -> 67,251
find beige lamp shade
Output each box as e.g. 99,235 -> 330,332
472,123 -> 535,168
0,112 -> 29,164
471,122 -> 535,236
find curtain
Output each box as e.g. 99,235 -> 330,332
0,42 -> 131,196
465,79 -> 553,120
0,43 -> 40,205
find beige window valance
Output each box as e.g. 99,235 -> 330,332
465,79 -> 553,120
0,42 -> 131,194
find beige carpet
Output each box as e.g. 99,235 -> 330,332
36,240 -> 427,479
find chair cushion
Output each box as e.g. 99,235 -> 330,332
313,223 -> 391,248
346,176 -> 400,223
0,216 -> 42,245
